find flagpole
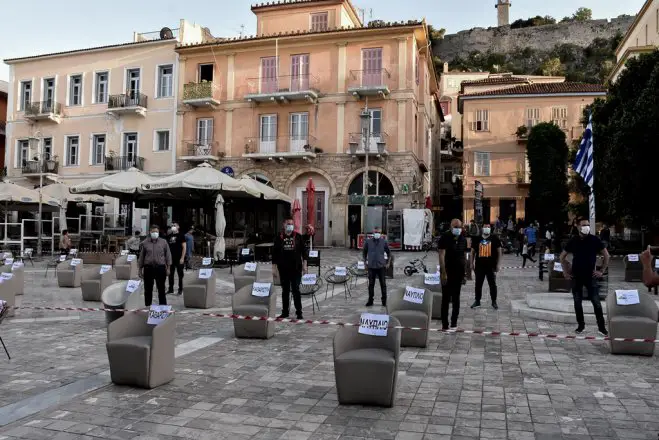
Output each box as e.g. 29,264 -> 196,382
589,191 -> 596,235
574,112 -> 596,234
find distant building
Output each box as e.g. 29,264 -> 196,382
496,0 -> 511,27
0,80 -> 6,173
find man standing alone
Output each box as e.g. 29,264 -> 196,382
559,218 -> 609,335
438,219 -> 468,329
273,218 -> 308,319
348,214 -> 360,249
471,224 -> 502,310
363,226 -> 391,307
166,223 -> 186,295
138,225 -> 172,307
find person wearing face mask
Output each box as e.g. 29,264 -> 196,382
470,223 -> 502,310
363,226 -> 391,307
559,218 -> 609,335
273,218 -> 308,319
437,219 -> 468,329
166,223 -> 187,295
138,225 -> 172,307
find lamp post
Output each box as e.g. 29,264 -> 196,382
359,104 -> 371,235
30,133 -> 44,257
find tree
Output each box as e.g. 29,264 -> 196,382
526,123 -> 570,226
573,7 -> 593,22
540,57 -> 565,76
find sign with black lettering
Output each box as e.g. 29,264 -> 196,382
251,282 -> 271,297
4,258 -> 13,266
309,250 -> 319,258
147,305 -> 172,325
424,273 -> 439,285
120,250 -> 129,256
302,274 -> 317,285
358,313 -> 389,336
404,286 -> 425,304
99,265 -> 111,274
127,255 -> 136,262
244,262 -> 257,272
1,273 -> 13,281
126,280 -> 141,293
241,248 -> 250,256
202,257 -> 212,266
70,258 -> 82,267
199,269 -> 213,279
11,262 -> 23,271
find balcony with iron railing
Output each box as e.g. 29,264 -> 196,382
181,140 -> 223,162
182,81 -> 222,108
21,159 -> 59,176
348,132 -> 390,155
24,101 -> 63,123
245,74 -> 320,103
107,93 -> 148,116
104,155 -> 144,172
243,135 -> 318,160
347,69 -> 392,98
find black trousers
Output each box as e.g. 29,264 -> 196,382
572,276 -> 606,329
280,268 -> 302,316
168,260 -> 184,292
349,234 -> 358,249
367,267 -> 387,302
144,265 -> 167,306
441,272 -> 463,328
475,266 -> 497,302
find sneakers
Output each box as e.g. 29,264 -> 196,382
575,325 -> 585,334
441,324 -> 449,330
470,301 -> 481,309
492,302 -> 499,310
177,290 -> 183,296
365,300 -> 374,307
277,313 -> 289,319
598,328 -> 608,337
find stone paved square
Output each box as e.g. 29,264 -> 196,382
0,250 -> 658,439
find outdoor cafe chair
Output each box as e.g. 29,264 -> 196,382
324,269 -> 352,300
183,267 -> 216,309
299,275 -> 323,314
232,283 -> 276,339
81,267 -> 112,302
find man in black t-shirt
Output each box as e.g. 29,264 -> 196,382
438,218 -> 468,330
166,222 -> 187,295
560,217 -> 609,335
273,217 -> 308,319
471,224 -> 502,310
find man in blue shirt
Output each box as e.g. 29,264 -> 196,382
525,222 -> 537,257
184,226 -> 195,270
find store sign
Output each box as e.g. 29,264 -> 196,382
347,195 -> 393,206
221,166 -> 234,177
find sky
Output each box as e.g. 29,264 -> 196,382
0,0 -> 646,82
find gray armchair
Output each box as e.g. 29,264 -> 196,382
333,315 -> 401,407
233,264 -> 259,293
0,264 -> 23,296
57,260 -> 83,287
421,277 -> 442,320
114,255 -> 138,280
81,268 -> 113,302
388,286 -> 433,348
0,275 -> 16,318
606,292 -> 658,356
183,269 -> 216,309
101,281 -> 146,325
232,283 -> 276,339
106,311 -> 176,388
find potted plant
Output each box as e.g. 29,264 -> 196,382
376,140 -> 386,153
46,155 -> 58,172
303,144 -> 311,152
515,125 -> 528,139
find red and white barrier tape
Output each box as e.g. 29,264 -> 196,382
6,306 -> 657,344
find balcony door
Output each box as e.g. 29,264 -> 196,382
291,54 -> 309,92
126,69 -> 141,104
123,133 -> 138,166
361,108 -> 382,151
289,112 -> 309,152
260,57 -> 278,94
259,114 -> 277,153
362,48 -> 383,87
42,138 -> 52,160
43,78 -> 55,111
196,118 -> 214,155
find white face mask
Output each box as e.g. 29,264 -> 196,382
150,232 -> 159,239
285,225 -> 294,233
171,227 -> 178,233
373,233 -> 381,239
580,226 -> 590,235
482,227 -> 491,236
452,228 -> 462,236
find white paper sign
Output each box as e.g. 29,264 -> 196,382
553,262 -> 563,272
544,254 -> 555,261
241,248 -> 250,256
147,305 -> 172,325
251,282 -> 271,297
404,286 -> 425,304
4,258 -> 13,266
11,262 -> 23,271
436,265 -> 440,274
24,248 -> 33,256
99,265 -> 112,274
70,258 -> 82,266
126,280 -> 141,293
357,261 -> 365,270
627,254 -> 639,262
244,262 -> 257,272
358,313 -> 389,337
384,253 -> 388,260
69,248 -> 78,256
302,274 -> 317,285
59,255 -> 66,262
615,289 -> 640,305
2,252 -> 11,259
199,268 -> 213,279
335,266 -> 347,276
202,257 -> 212,266
424,273 -> 440,285
1,273 -> 13,280
126,254 -> 136,262
309,250 -> 319,258
655,259 -> 659,269
120,250 -> 129,256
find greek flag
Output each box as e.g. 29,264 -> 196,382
574,113 -> 596,228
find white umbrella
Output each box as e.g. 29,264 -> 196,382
70,167 -> 155,197
239,176 -> 293,203
0,182 -> 61,245
214,194 -> 226,260
41,183 -> 105,204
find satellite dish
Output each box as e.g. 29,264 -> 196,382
160,27 -> 174,39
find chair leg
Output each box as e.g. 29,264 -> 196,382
0,336 -> 10,360
325,283 -> 329,300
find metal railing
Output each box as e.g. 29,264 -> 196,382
247,74 -> 320,95
183,82 -> 222,101
108,93 -> 148,109
21,160 -> 59,174
104,155 -> 144,171
348,69 -> 391,89
25,100 -> 63,116
348,132 -> 389,153
183,140 -> 221,157
245,135 -> 317,154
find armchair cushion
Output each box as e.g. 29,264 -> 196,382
232,284 -> 276,339
233,304 -> 269,317
387,287 -> 432,348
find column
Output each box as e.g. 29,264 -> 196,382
336,103 -> 345,153
337,42 -> 347,93
227,54 -> 236,101
225,109 -> 233,156
397,100 -> 406,152
397,37 -> 407,90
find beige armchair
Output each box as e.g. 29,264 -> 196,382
606,292 -> 658,356
81,268 -> 113,302
57,260 -> 83,287
232,283 -> 276,339
420,277 -> 442,320
106,311 -> 176,388
233,264 -> 259,293
0,264 -> 24,296
101,281 -> 146,325
388,286 -> 433,348
114,255 -> 138,280
0,275 -> 17,318
333,315 -> 401,407
183,269 -> 216,309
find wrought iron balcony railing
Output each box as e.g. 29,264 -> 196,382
25,101 -> 63,117
348,132 -> 390,154
104,155 -> 144,172
244,135 -> 318,154
21,159 -> 59,174
183,140 -> 222,157
246,74 -> 320,96
108,93 -> 148,109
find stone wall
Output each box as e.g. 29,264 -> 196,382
435,16 -> 635,61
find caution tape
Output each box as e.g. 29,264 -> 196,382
6,306 -> 656,344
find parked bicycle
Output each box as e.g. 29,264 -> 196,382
404,253 -> 429,276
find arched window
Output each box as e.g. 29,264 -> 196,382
248,173 -> 273,188
347,171 -> 394,196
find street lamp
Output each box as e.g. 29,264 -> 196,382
29,132 -> 45,257
360,106 -> 371,234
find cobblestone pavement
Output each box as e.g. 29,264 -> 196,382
0,250 -> 658,439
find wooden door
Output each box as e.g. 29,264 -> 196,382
260,57 -> 278,93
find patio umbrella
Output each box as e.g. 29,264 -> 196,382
41,183 -> 106,204
0,182 -> 61,246
239,176 -> 292,203
70,167 -> 155,198
425,196 -> 432,210
214,194 -> 226,261
306,178 -> 315,249
292,199 -> 302,233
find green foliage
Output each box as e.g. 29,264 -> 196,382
511,15 -> 556,29
573,7 -> 593,22
587,50 -> 659,227
526,123 -> 570,225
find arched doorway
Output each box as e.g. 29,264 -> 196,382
288,172 -> 333,247
347,171 -> 395,236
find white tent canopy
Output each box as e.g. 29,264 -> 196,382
41,183 -> 106,204
70,167 -> 156,198
214,194 -> 226,260
239,176 -> 292,203
0,183 -> 61,209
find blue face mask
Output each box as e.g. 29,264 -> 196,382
373,233 -> 381,239
452,228 -> 462,236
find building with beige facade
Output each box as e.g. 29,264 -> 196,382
3,20 -> 212,231
609,0 -> 659,83
458,81 -> 606,223
175,0 -> 442,247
